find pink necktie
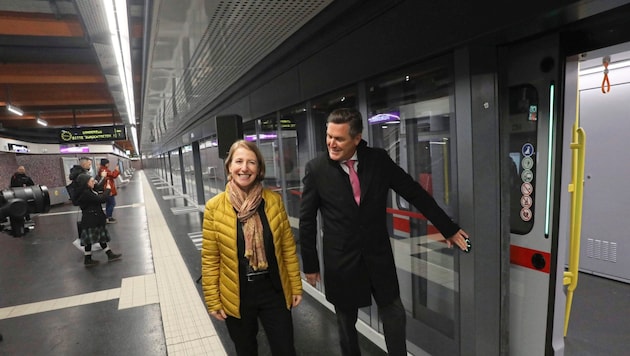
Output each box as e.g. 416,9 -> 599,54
345,160 -> 360,205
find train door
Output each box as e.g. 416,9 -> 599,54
568,44 -> 630,283
369,103 -> 461,356
555,43 -> 630,349
499,35 -> 565,355
367,59 -> 464,356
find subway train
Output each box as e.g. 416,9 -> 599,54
140,2 -> 630,355
3,1 -> 630,355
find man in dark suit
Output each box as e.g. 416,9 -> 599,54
299,108 -> 470,356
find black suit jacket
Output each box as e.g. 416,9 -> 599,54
299,140 -> 460,309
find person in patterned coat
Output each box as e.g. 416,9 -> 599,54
76,174 -> 122,267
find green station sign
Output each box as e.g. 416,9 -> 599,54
58,125 -> 127,143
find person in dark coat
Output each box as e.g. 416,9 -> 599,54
10,166 -> 35,221
299,108 -> 471,356
10,166 -> 34,188
75,173 -> 122,267
68,157 -> 93,183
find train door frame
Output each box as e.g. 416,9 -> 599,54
557,41 -> 630,344
455,46 -> 506,355
498,34 -> 566,356
362,48 -> 508,355
564,44 -> 630,283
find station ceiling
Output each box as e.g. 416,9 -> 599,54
0,0 -> 144,154
0,0 -> 336,155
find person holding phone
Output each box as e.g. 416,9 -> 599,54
97,158 -> 120,223
75,174 -> 122,267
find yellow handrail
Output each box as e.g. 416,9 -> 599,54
563,118 -> 586,336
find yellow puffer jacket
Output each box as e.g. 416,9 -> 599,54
201,187 -> 302,318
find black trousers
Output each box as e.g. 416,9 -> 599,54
335,296 -> 407,356
225,277 -> 296,356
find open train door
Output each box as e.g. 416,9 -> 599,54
499,34 -> 567,355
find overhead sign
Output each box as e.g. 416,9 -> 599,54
8,143 -> 29,153
58,125 -> 127,143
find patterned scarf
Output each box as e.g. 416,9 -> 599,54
228,180 -> 267,271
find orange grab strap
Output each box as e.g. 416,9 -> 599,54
601,56 -> 610,94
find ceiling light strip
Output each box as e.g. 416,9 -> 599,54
7,103 -> 24,116
104,0 -> 138,153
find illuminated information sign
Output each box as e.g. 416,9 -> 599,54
58,125 -> 127,143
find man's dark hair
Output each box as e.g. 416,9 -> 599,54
327,108 -> 363,138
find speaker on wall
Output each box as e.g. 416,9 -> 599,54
216,115 -> 243,159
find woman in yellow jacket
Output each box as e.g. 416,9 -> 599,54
202,139 -> 302,355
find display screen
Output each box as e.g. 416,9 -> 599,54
8,143 -> 29,153
58,125 -> 127,143
60,145 -> 90,153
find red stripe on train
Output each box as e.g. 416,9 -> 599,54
393,216 -> 410,233
389,209 -> 439,235
510,245 -> 551,274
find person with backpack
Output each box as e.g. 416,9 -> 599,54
75,173 -> 122,267
69,157 -> 95,185
67,157 -> 105,203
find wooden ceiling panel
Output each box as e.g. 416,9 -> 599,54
8,83 -> 113,105
0,2 -> 144,155
0,63 -> 105,84
0,11 -> 83,37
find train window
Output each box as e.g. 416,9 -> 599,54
311,87 -> 358,154
247,108 -> 303,204
507,84 -> 538,234
278,105 -> 306,221
254,112 -> 281,190
181,145 -> 197,204
199,134 -> 224,199
169,149 -> 181,190
367,58 -> 460,340
242,118 -> 257,139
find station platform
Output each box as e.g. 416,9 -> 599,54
1,170 -> 629,355
0,170 -> 385,355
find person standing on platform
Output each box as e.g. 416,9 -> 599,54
10,165 -> 35,221
299,108 -> 471,356
201,140 -> 302,356
75,174 -> 122,267
10,166 -> 35,188
68,157 -> 101,185
97,158 -> 120,224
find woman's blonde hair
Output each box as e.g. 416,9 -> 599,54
224,139 -> 266,182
